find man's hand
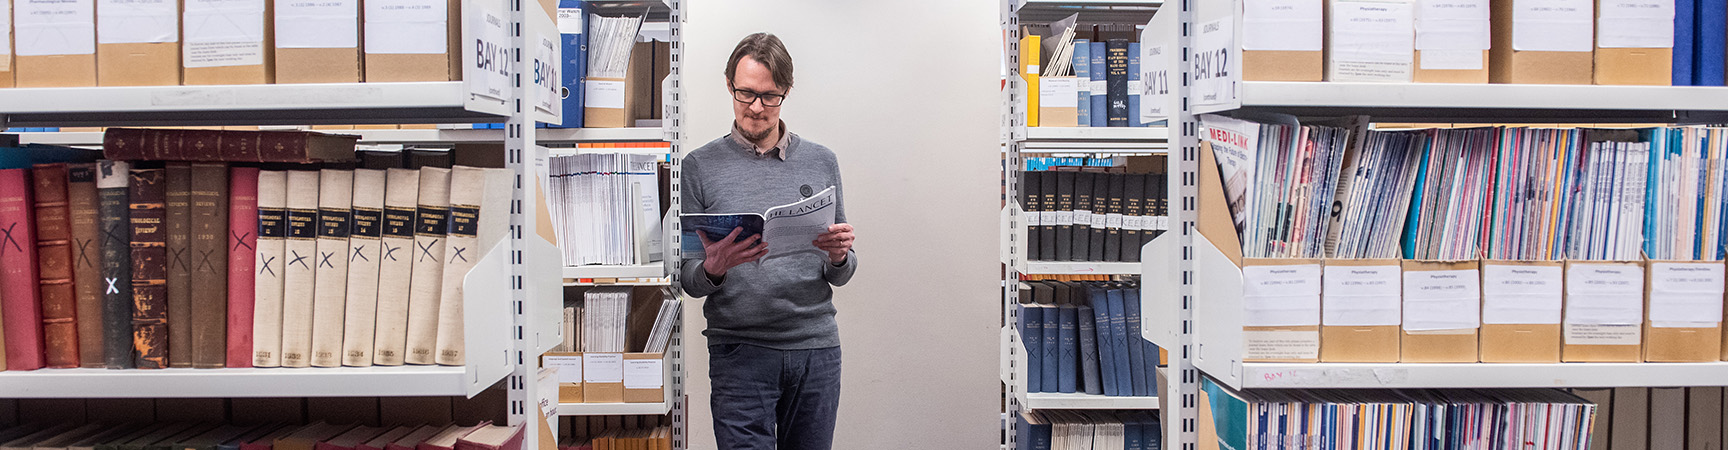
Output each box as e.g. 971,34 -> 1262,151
699,227 -> 768,277
813,223 -> 855,264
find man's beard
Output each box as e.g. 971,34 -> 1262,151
739,118 -> 773,143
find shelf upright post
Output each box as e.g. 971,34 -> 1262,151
1001,1 -> 1025,449
507,0 -> 539,442
665,1 -> 687,448
1171,0 -> 1201,446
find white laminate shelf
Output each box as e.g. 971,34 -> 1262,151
0,366 -> 483,398
1197,81 -> 1728,123
1013,127 -> 1169,153
14,127 -> 670,146
0,82 -> 507,127
563,264 -> 668,280
1212,362 -> 1728,390
1018,391 -> 1161,410
1024,261 -> 1142,275
557,402 -> 673,416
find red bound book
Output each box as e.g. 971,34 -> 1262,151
226,167 -> 260,367
451,425 -> 521,450
382,425 -> 444,450
354,427 -> 416,450
416,424 -> 486,450
0,169 -> 45,370
31,164 -> 79,368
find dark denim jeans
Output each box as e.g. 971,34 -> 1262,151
708,343 -> 842,450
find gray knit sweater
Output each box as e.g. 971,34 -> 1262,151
679,132 -> 857,350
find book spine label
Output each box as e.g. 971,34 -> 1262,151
68,164 -> 105,368
372,168 -> 421,366
190,164 -> 229,368
164,164 -> 193,368
1106,40 -> 1130,127
279,170 -> 322,368
129,169 -> 169,369
405,168 -> 451,365
97,161 -> 134,369
227,167 -> 260,368
33,164 -> 80,368
1,169 -> 45,370
342,170 -> 386,367
252,171 -> 288,367
310,170 -> 354,368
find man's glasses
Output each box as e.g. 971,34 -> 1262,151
732,88 -> 786,107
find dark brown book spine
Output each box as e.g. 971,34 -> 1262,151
189,164 -> 229,368
101,129 -> 149,161
220,130 -> 262,163
31,164 -> 79,368
186,131 -> 224,162
68,163 -> 105,368
257,133 -> 307,163
129,169 -> 169,369
164,163 -> 194,368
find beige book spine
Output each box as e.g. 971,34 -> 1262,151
311,170 -> 355,368
279,170 -> 323,368
341,170 -> 387,367
432,167 -> 511,366
373,168 -> 421,366
404,167 -> 451,365
251,170 -> 289,367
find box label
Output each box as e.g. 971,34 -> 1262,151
1241,264 -> 1322,327
584,79 -> 626,109
364,0 -> 448,54
1402,269 -> 1481,331
1564,263 -> 1643,325
1243,0 -> 1323,51
274,0 -> 359,48
15,0 -> 96,56
1416,0 -> 1489,51
1,0 -> 11,61
1039,77 -> 1080,108
1481,264 -> 1562,324
184,42 -> 264,68
1321,264 -> 1401,326
544,355 -> 582,383
623,358 -> 663,390
1598,0 -> 1674,48
1106,213 -> 1124,229
582,353 -> 623,383
97,0 -> 178,44
1512,0 -> 1594,51
1329,0 -> 1416,83
1649,262 -> 1724,328
1193,19 -> 1237,106
1564,323 -> 1641,345
556,7 -> 583,34
1244,330 -> 1320,360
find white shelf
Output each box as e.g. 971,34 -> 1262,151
1217,362 -> 1728,390
563,263 -> 668,280
538,127 -> 669,143
557,402 -> 673,416
1024,261 -> 1142,275
1198,81 -> 1728,122
13,127 -> 670,147
0,366 -> 480,398
0,82 -> 508,127
1018,391 -> 1161,410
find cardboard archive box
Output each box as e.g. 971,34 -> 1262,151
1489,0 -> 1594,84
1411,0 -> 1490,82
1643,260 -> 1723,362
622,352 -> 668,403
1479,260 -> 1564,363
1325,0 -> 1417,83
1401,259 -> 1481,362
1240,258 -> 1324,363
273,0 -> 361,84
1319,258 -> 1402,362
182,0 -> 273,84
1593,0 -> 1674,85
1038,77 -> 1081,127
581,352 -> 623,403
1562,260 -> 1645,362
1244,0 -> 1324,81
13,0 -> 97,87
96,0 -> 181,86
363,0 -> 462,81
542,352 -> 584,403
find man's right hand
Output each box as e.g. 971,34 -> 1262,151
698,227 -> 768,278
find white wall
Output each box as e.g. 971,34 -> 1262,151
681,1 -> 1002,449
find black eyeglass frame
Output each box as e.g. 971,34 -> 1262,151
731,88 -> 787,107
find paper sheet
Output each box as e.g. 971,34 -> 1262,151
1403,269 -> 1481,331
1243,0 -> 1324,51
365,0 -> 448,54
1,0 -> 11,64
1244,330 -> 1320,360
1140,43 -> 1171,120
14,0 -> 95,56
1648,262 -> 1724,327
182,0 -> 265,67
582,353 -> 623,383
1321,265 -> 1403,326
1242,264 -> 1323,327
1481,264 -> 1563,325
1564,263 -> 1644,325
1039,77 -> 1080,108
1598,0 -> 1675,48
1329,0 -> 1416,82
1193,19 -> 1237,105
97,0 -> 177,44
1416,0 -> 1490,50
274,0 -> 359,48
1512,0 -> 1594,52
544,355 -> 582,383
623,358 -> 663,389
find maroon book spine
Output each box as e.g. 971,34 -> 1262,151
31,164 -> 79,368
0,169 -> 45,370
227,167 -> 260,367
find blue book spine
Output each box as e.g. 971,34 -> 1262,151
552,0 -> 588,127
1677,0 -> 1697,85
1019,304 -> 1043,392
1089,41 -> 1108,127
1074,40 -> 1091,127
1699,0 -> 1726,85
1144,416 -> 1163,450
1120,286 -> 1149,397
1077,305 -> 1104,395
1058,305 -> 1080,394
1089,289 -> 1119,396
1124,416 -> 1144,450
1040,304 -> 1060,393
1130,287 -> 1160,397
1018,414 -> 1051,450
1107,288 -> 1133,397
1129,42 -> 1142,127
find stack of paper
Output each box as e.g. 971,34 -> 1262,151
1329,129 -> 1428,259
580,287 -> 631,353
1201,114 -> 1350,258
1484,127 -> 1584,260
550,153 -> 664,266
1646,126 -> 1728,260
642,296 -> 681,353
1565,134 -> 1651,261
1403,127 -> 1497,260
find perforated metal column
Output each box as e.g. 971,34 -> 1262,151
506,0 -> 537,441
1000,1 -> 1023,450
1173,0 -> 1201,446
665,2 -> 687,449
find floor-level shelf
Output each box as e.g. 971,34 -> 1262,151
0,82 -> 509,127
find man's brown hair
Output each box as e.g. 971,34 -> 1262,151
726,32 -> 794,91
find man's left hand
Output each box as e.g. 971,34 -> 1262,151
814,223 -> 855,264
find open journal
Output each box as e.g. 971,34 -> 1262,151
682,186 -> 836,260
